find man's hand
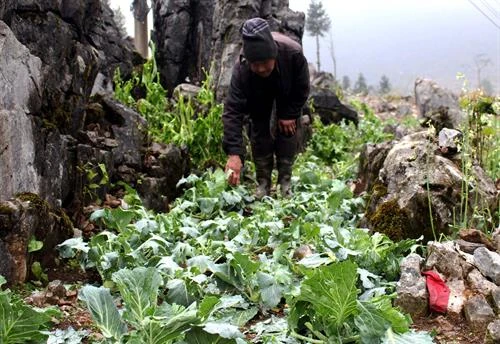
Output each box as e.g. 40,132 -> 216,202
278,119 -> 296,136
225,155 -> 242,186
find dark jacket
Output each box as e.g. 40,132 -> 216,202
222,32 -> 310,156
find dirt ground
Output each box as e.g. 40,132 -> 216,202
413,314 -> 485,343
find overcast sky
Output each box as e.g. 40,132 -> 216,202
111,0 -> 500,94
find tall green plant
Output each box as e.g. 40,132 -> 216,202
113,54 -> 225,168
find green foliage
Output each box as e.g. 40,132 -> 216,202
306,0 -> 331,37
113,51 -> 225,168
57,155 -> 422,342
459,92 -> 499,181
288,261 -> 411,342
304,100 -> 393,179
0,276 -> 58,343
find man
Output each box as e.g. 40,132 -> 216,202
222,17 -> 310,199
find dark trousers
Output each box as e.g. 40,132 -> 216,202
250,118 -> 298,160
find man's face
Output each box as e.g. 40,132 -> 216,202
249,59 -> 276,78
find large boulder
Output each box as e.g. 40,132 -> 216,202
366,130 -> 497,241
152,0 -> 305,98
414,78 -> 465,131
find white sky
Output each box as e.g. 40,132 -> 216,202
110,0 -> 500,93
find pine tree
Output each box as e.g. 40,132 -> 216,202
353,73 -> 368,95
379,75 -> 391,94
306,0 -> 331,72
342,75 -> 351,91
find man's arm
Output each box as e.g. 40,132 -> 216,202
223,61 -> 248,185
223,61 -> 247,157
284,52 -> 310,119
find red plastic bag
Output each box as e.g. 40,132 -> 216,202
422,270 -> 450,313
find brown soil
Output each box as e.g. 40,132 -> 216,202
412,314 -> 484,343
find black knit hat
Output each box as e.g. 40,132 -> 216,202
241,18 -> 278,62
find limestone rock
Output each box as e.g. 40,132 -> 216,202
425,241 -> 464,279
474,247 -> 500,285
368,130 -> 497,241
467,268 -> 498,296
485,320 -> 500,344
414,78 -> 465,130
447,278 -> 466,315
309,87 -> 358,125
395,253 -> 428,317
464,294 -> 495,331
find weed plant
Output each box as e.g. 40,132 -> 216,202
450,86 -> 499,233
114,49 -> 225,168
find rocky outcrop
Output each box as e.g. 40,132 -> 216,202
0,1 -> 189,215
151,0 -> 305,97
0,194 -> 73,285
309,88 -> 359,125
414,78 -> 465,131
365,130 -> 497,241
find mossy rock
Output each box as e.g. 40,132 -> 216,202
369,198 -> 410,241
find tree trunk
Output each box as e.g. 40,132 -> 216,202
329,30 -> 336,80
134,18 -> 148,58
316,34 -> 320,72
132,0 -> 149,58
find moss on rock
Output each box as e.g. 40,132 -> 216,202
369,198 -> 410,241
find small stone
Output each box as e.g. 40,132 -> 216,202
467,268 -> 498,296
293,245 -> 313,260
47,280 -> 66,298
492,227 -> 500,253
425,241 -> 464,279
459,228 -> 494,251
474,247 -> 500,285
464,294 -> 495,331
485,320 -> 500,344
26,290 -> 47,307
455,238 -> 485,254
447,278 -> 466,315
491,288 -> 500,312
438,128 -> 462,155
395,254 -> 428,317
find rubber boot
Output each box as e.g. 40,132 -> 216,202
254,154 -> 273,200
277,157 -> 293,198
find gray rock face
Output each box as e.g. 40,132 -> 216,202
152,0 -> 305,97
395,253 -> 428,317
474,247 -> 500,285
367,130 -> 497,240
414,78 -> 465,131
0,21 -> 42,201
0,196 -> 73,284
464,294 -> 495,331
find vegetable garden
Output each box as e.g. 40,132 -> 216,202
1,58 -> 498,344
